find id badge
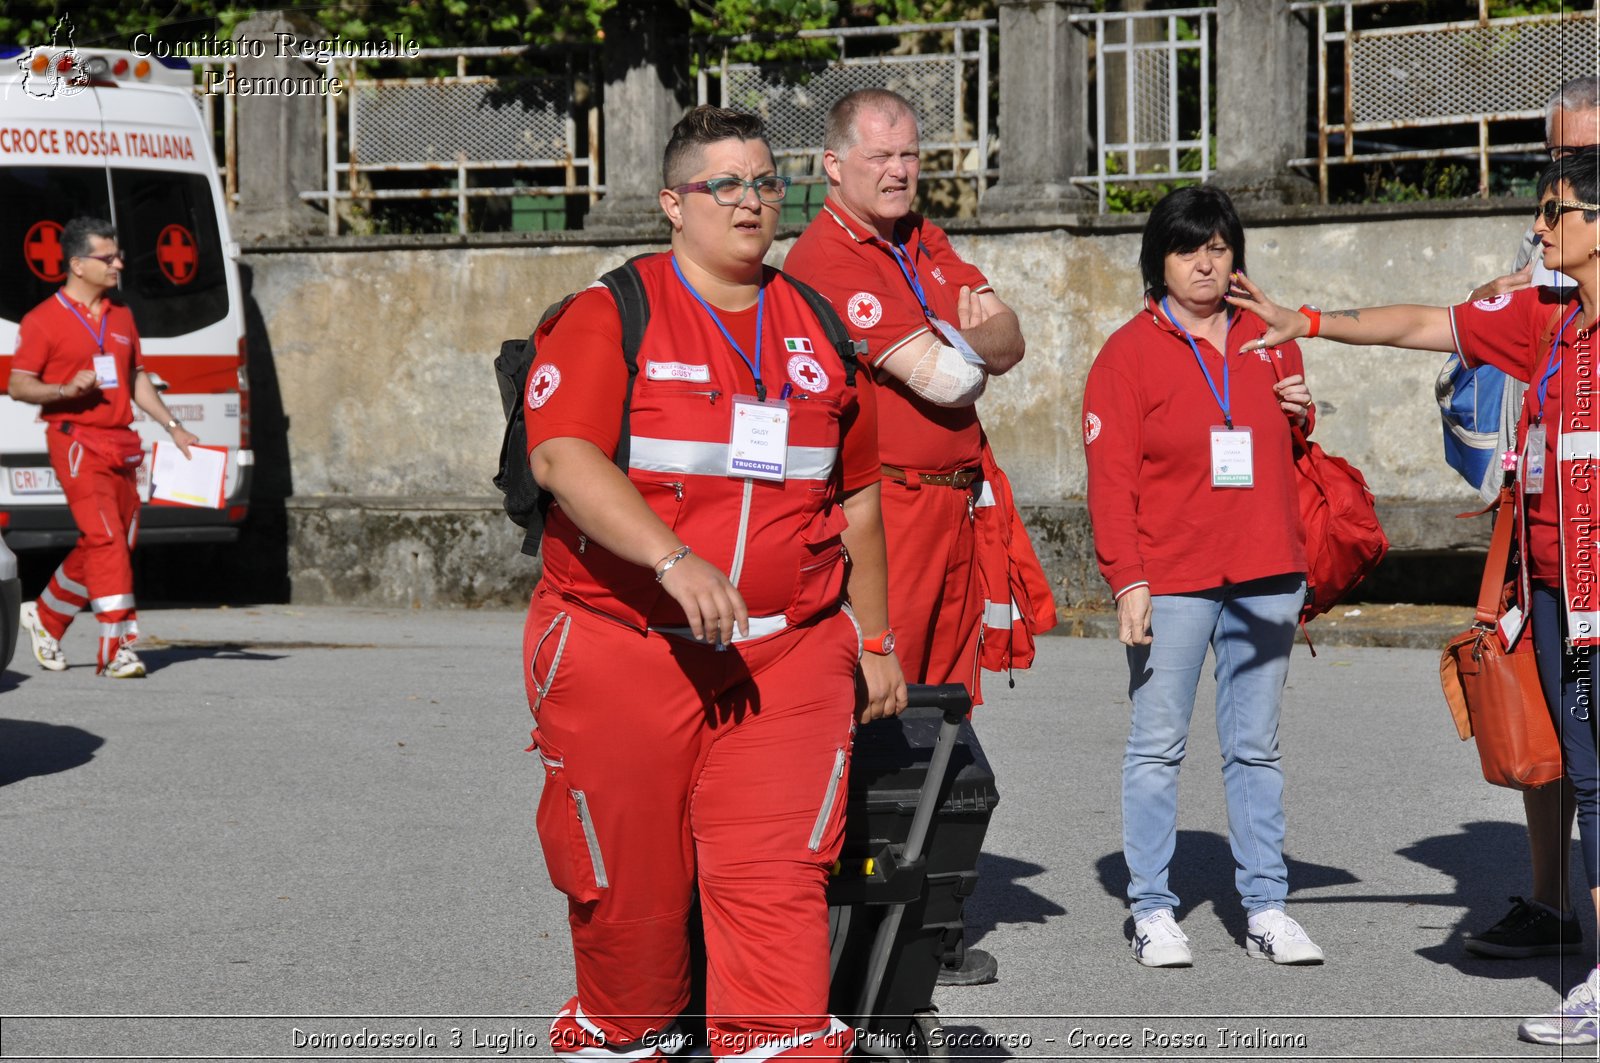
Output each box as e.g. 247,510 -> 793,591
1211,426 -> 1254,488
929,316 -> 985,368
93,354 -> 120,389
1523,424 -> 1547,495
728,395 -> 789,481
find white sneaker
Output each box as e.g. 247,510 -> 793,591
100,644 -> 145,679
1246,908 -> 1325,965
1131,909 -> 1192,967
1519,967 -> 1600,1045
21,601 -> 65,671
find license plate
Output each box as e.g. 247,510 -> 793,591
10,466 -> 59,495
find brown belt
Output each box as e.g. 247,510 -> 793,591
880,463 -> 981,489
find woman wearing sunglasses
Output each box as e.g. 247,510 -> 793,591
1228,147 -> 1600,1048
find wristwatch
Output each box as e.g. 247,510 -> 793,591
1299,304 -> 1322,339
862,629 -> 896,656
163,418 -> 181,431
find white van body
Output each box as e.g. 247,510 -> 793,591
0,45 -> 251,548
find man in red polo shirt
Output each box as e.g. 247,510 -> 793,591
784,88 -> 1028,986
11,217 -> 197,678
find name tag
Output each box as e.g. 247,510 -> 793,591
646,360 -> 712,383
1211,426 -> 1253,488
1524,424 -> 1547,495
728,395 -> 789,481
930,316 -> 985,367
93,354 -> 120,389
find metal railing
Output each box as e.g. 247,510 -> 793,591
1288,0 -> 1600,202
696,21 -> 995,204
304,46 -> 601,235
1069,6 -> 1214,214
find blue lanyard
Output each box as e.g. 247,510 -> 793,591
55,290 -> 107,352
1533,306 -> 1583,422
1162,297 -> 1232,428
880,238 -> 932,316
671,255 -> 768,402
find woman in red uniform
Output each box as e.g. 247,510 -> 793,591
1228,149 -> 1600,1047
1083,186 -> 1322,970
522,107 -> 906,1062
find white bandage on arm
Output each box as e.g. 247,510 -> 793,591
880,332 -> 987,407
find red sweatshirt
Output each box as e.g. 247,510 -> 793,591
1083,298 -> 1310,598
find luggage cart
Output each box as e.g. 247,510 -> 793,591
827,684 -> 1000,1061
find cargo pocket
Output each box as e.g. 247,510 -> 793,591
807,746 -> 849,852
533,745 -> 609,903
788,504 -> 850,624
527,611 -> 572,714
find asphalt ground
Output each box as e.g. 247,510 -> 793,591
1,606 -> 1596,1062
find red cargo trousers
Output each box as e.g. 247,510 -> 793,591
36,427 -> 141,670
525,590 -> 859,1062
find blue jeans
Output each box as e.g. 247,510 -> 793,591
1529,583 -> 1600,892
1123,573 -> 1305,917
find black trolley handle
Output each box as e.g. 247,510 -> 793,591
854,683 -> 971,1026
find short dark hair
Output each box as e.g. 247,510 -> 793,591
824,89 -> 916,154
662,106 -> 771,189
62,217 -> 117,261
1538,146 -> 1600,210
1138,185 -> 1246,300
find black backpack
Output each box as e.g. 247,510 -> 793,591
493,259 -> 864,557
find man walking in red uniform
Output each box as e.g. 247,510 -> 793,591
11,217 -> 197,678
524,107 -> 906,1061
785,89 -> 1029,986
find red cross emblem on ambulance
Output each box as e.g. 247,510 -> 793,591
156,224 -> 198,285
24,220 -> 66,282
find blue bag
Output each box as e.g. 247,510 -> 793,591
1435,358 -> 1515,503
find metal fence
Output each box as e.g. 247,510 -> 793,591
1069,6 -> 1214,214
696,21 -> 995,209
304,47 -> 601,235
1288,0 -> 1600,202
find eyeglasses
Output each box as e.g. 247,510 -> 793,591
1550,145 -> 1578,161
672,175 -> 790,206
1535,199 -> 1600,227
77,252 -> 124,265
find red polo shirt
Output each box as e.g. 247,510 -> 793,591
13,290 -> 143,430
784,198 -> 992,472
1083,299 -> 1309,598
1451,286 -> 1579,583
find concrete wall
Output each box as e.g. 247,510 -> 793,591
245,205 -> 1527,607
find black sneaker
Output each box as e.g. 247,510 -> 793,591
1465,896 -> 1583,959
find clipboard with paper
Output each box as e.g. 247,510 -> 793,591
149,441 -> 228,509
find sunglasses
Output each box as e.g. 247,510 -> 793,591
672,175 -> 790,206
1535,199 -> 1600,227
77,252 -> 124,265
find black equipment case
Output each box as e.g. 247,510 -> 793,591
827,684 -> 1001,1056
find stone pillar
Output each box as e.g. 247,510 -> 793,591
585,3 -> 692,234
1211,0 -> 1315,205
981,0 -> 1092,220
231,11 -> 328,239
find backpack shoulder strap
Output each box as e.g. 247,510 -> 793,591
595,257 -> 651,472
780,272 -> 864,387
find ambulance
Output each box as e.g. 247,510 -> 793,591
0,40 -> 250,549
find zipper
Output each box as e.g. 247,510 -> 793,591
570,790 -> 610,889
577,534 -> 586,554
807,748 -> 848,851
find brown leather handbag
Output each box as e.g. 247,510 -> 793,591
1439,489 -> 1564,790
